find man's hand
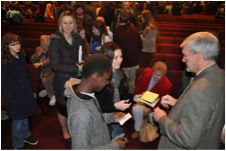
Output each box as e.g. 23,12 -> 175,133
112,112 -> 125,123
114,100 -> 131,111
161,95 -> 178,108
114,137 -> 128,149
153,107 -> 167,122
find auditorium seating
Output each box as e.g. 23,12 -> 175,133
139,53 -> 185,71
167,70 -> 183,97
150,53 -> 185,70
27,64 -> 42,94
156,43 -> 182,54
24,48 -> 36,61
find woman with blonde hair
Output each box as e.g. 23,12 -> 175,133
48,10 -> 87,140
140,10 -> 158,53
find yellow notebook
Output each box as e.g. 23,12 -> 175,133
138,91 -> 159,107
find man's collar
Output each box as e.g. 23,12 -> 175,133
196,63 -> 215,76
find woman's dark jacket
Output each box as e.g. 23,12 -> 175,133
48,32 -> 87,105
2,54 -> 37,120
95,72 -> 133,113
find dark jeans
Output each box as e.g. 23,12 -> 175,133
12,119 -> 30,149
110,123 -> 124,139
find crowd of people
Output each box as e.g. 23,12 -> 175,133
1,1 -> 225,150
2,1 -> 224,25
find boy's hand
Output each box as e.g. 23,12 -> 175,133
112,112 -> 125,123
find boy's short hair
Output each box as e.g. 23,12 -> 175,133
82,54 -> 112,79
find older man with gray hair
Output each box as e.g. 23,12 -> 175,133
153,32 -> 225,149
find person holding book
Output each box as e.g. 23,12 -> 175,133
48,10 -> 87,141
131,61 -> 172,139
65,54 -> 128,149
153,32 -> 225,149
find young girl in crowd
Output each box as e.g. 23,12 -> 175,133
90,20 -> 111,54
48,10 -> 87,141
77,24 -> 91,54
96,16 -> 113,41
31,35 -> 56,106
2,33 -> 38,149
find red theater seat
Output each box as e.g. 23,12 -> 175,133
167,70 -> 183,98
27,64 -> 41,94
150,53 -> 185,70
156,43 -> 182,54
24,48 -> 36,62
